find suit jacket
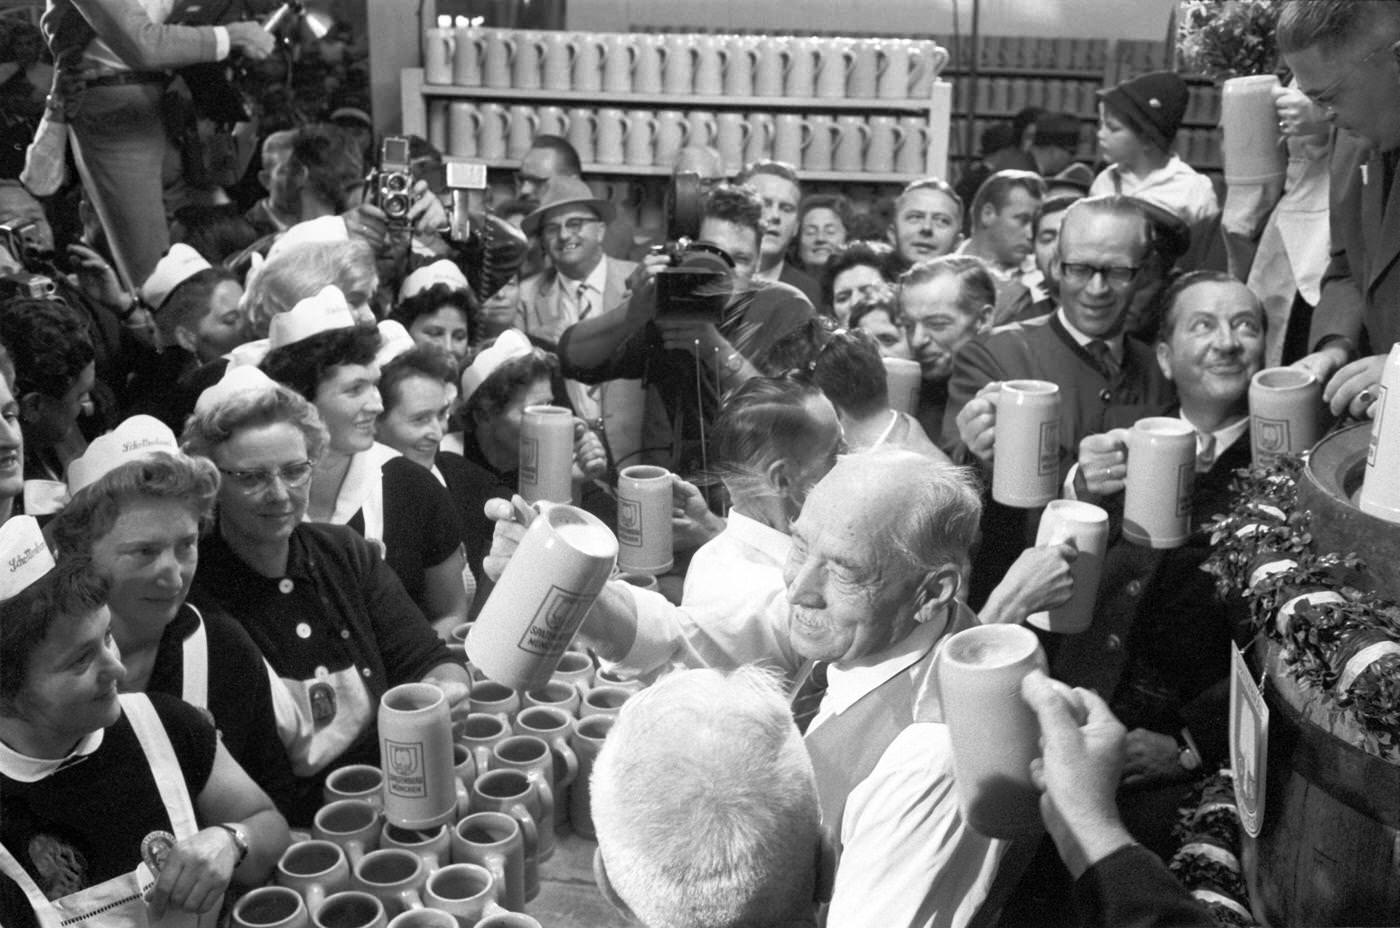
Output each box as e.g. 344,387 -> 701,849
1310,129 -> 1400,355
511,255 -> 647,469
1074,845 -> 1214,928
778,261 -> 822,309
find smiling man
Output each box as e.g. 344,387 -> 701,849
1279,1 -> 1400,420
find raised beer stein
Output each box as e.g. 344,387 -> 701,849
754,37 -> 788,97
541,32 -> 575,91
566,108 -> 597,162
602,33 -> 636,93
866,115 -> 905,173
535,105 -> 569,138
573,33 -> 606,93
477,103 -> 508,160
991,380 -> 1061,508
694,35 -> 726,95
850,38 -> 884,97
634,34 -> 666,94
424,25 -> 455,85
833,115 -> 870,174
518,404 -> 573,502
773,113 -> 811,169
452,26 -> 484,86
506,105 -> 539,160
482,31 -> 515,89
724,35 -> 757,97
804,114 -> 837,171
1122,417 -> 1196,549
663,34 -> 697,95
815,38 -> 853,99
745,112 -> 774,165
625,109 -> 658,167
786,36 -> 819,98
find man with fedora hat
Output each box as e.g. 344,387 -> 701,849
514,176 -> 646,468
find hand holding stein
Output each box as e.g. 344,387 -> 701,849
1075,429 -> 1131,497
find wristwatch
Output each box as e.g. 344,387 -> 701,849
722,351 -> 745,376
1175,729 -> 1202,772
215,823 -> 249,866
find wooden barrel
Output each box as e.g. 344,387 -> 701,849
1299,423 -> 1400,601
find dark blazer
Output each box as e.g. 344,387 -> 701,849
1309,128 -> 1400,355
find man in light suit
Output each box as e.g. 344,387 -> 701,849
513,176 -> 644,468
1281,1 -> 1400,418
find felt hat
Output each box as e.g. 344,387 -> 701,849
141,244 -> 212,311
460,329 -> 533,402
520,176 -> 615,237
67,416 -> 178,495
1097,71 -> 1189,152
268,285 -> 357,350
0,516 -> 55,602
193,364 -> 281,416
1047,162 -> 1095,195
1033,112 -> 1083,151
375,319 -> 416,368
400,259 -> 470,301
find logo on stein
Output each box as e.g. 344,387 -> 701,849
386,741 -> 426,797
617,498 -> 642,546
519,437 -> 539,484
1037,420 -> 1059,475
1176,462 -> 1193,517
519,585 -> 590,656
1256,418 -> 1288,455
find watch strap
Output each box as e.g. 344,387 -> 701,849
214,822 -> 249,865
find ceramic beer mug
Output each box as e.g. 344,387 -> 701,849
535,105 -> 569,138
511,31 -> 545,90
482,31 -> 514,89
896,116 -> 930,175
324,765 -> 385,809
353,849 -> 429,918
477,103 -> 508,160
1249,367 -> 1322,465
686,109 -> 717,149
745,112 -> 774,165
446,103 -> 480,158
235,887 -> 309,928
426,101 -> 448,153
601,33 -> 635,93
882,357 -> 921,416
804,115 -> 837,172
455,712 -> 513,776
311,892 -> 385,928
773,114 -> 812,169
466,504 -> 618,690
833,115 -> 870,174
424,23 -> 454,85
490,734 -> 562,849
654,110 -> 690,166
277,840 -> 353,915
379,682 -> 456,832
1026,500 -> 1110,634
634,34 -> 666,94
506,105 -> 538,160
452,25 -> 484,86
724,35 -> 756,97
816,38 -> 853,99
568,714 -> 614,839
423,864 -> 509,925
786,36 -> 819,97
467,680 -> 520,724
694,35 -> 726,95
663,34 -> 697,95
849,38 -> 884,98
910,39 -> 946,96
866,115 -> 904,173
580,685 -> 631,720
716,112 -> 749,173
625,109 -> 658,167
1122,417 -> 1196,549
452,812 -> 526,913
566,107 -> 597,162
470,770 -> 546,901
313,800 -> 383,868
573,33 -> 605,93
879,39 -> 920,99
521,680 -> 580,717
517,404 -> 572,503
753,37 -> 788,97
541,32 -> 575,91
595,108 -> 627,166
616,464 -> 673,574
379,824 -> 452,870
514,707 -> 579,830
550,650 -> 595,697
991,380 -> 1061,508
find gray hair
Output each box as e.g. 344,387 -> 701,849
242,239 -> 377,338
1277,1 -> 1400,55
592,666 -> 821,928
181,382 -> 328,463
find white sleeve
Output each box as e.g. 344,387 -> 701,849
826,724 -> 1007,928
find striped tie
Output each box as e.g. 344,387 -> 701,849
790,660 -> 830,734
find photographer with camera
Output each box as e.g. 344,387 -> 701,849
556,182 -> 814,476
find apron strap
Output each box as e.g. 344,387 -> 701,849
0,843 -> 63,928
120,694 -> 201,840
180,607 -> 208,710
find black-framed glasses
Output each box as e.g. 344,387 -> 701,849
1299,40 -> 1398,109
217,460 -> 315,494
1060,263 -> 1141,288
540,217 -> 602,239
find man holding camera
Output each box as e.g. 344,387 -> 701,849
556,183 -> 814,475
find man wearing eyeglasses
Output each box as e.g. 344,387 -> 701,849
1279,1 -> 1400,420
942,196 -> 1174,605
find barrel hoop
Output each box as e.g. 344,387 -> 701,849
1265,673 -> 1400,829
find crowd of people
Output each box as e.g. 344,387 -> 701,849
1,0 -> 1397,926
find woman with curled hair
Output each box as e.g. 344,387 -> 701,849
242,239 -> 379,343
821,240 -> 912,324
390,260 -> 478,367
0,531 -> 289,928
49,420 -> 298,819
259,291 -> 470,635
182,369 -> 469,824
793,193 -> 853,277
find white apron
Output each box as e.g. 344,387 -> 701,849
0,694 -> 217,928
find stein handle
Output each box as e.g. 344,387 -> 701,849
506,802 -> 539,856
533,777 -> 555,830
481,851 -> 509,902
800,119 -> 815,152
345,839 -> 369,869
892,125 -> 907,149
397,888 -> 425,912
303,884 -> 329,917
843,47 -> 856,77
553,739 -> 579,790
907,50 -> 931,94
875,47 -> 891,79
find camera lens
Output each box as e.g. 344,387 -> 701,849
384,194 -> 410,219
384,173 -> 410,193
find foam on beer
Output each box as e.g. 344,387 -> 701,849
552,518 -> 618,559
944,627 -> 1039,669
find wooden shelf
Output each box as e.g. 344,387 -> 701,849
472,158 -> 925,184
943,66 -> 1104,80
419,83 -> 931,114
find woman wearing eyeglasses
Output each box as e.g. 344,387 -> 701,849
182,369 -> 469,825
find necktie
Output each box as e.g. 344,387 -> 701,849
1196,430 -> 1217,473
790,660 -> 830,735
577,282 -> 593,321
1086,339 -> 1120,383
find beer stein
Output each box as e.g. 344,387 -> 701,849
685,109 -> 717,149
541,32 -> 575,91
694,35 -> 725,95
512,31 -> 546,90
506,105 -> 538,160
625,109 -> 658,167
716,112 -> 749,173
896,116 -> 929,175
634,34 -> 666,94
724,35 -> 756,97
816,38 -> 853,99
773,113 -> 811,168
602,33 -> 635,93
833,115 -> 870,173
573,34 -> 605,93
849,38 -> 884,98
785,37 -> 818,98
566,108 -> 597,162
866,115 -> 904,173
753,37 -> 788,97
663,34 -> 696,95
745,112 -> 773,165
426,101 -> 447,152
535,105 -> 569,138
654,110 -> 690,166
477,103 -> 508,160
804,115 -> 837,172
482,31 -> 514,89
595,108 -> 627,166
452,26 -> 484,87
424,25 -> 454,85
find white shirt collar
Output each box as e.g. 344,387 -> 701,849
723,509 -> 793,564
1056,307 -> 1124,361
560,259 -> 609,306
324,443 -> 400,525
0,729 -> 104,782
1178,410 -> 1250,459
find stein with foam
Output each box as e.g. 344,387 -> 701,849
1026,500 -> 1109,634
1122,417 -> 1196,549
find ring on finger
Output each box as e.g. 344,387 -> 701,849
1358,387 -> 1376,407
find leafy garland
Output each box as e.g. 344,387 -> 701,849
1171,771 -> 1259,927
1176,0 -> 1283,81
1202,457 -> 1400,760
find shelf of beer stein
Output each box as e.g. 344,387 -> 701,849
466,157 -> 929,185
414,82 -> 935,115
